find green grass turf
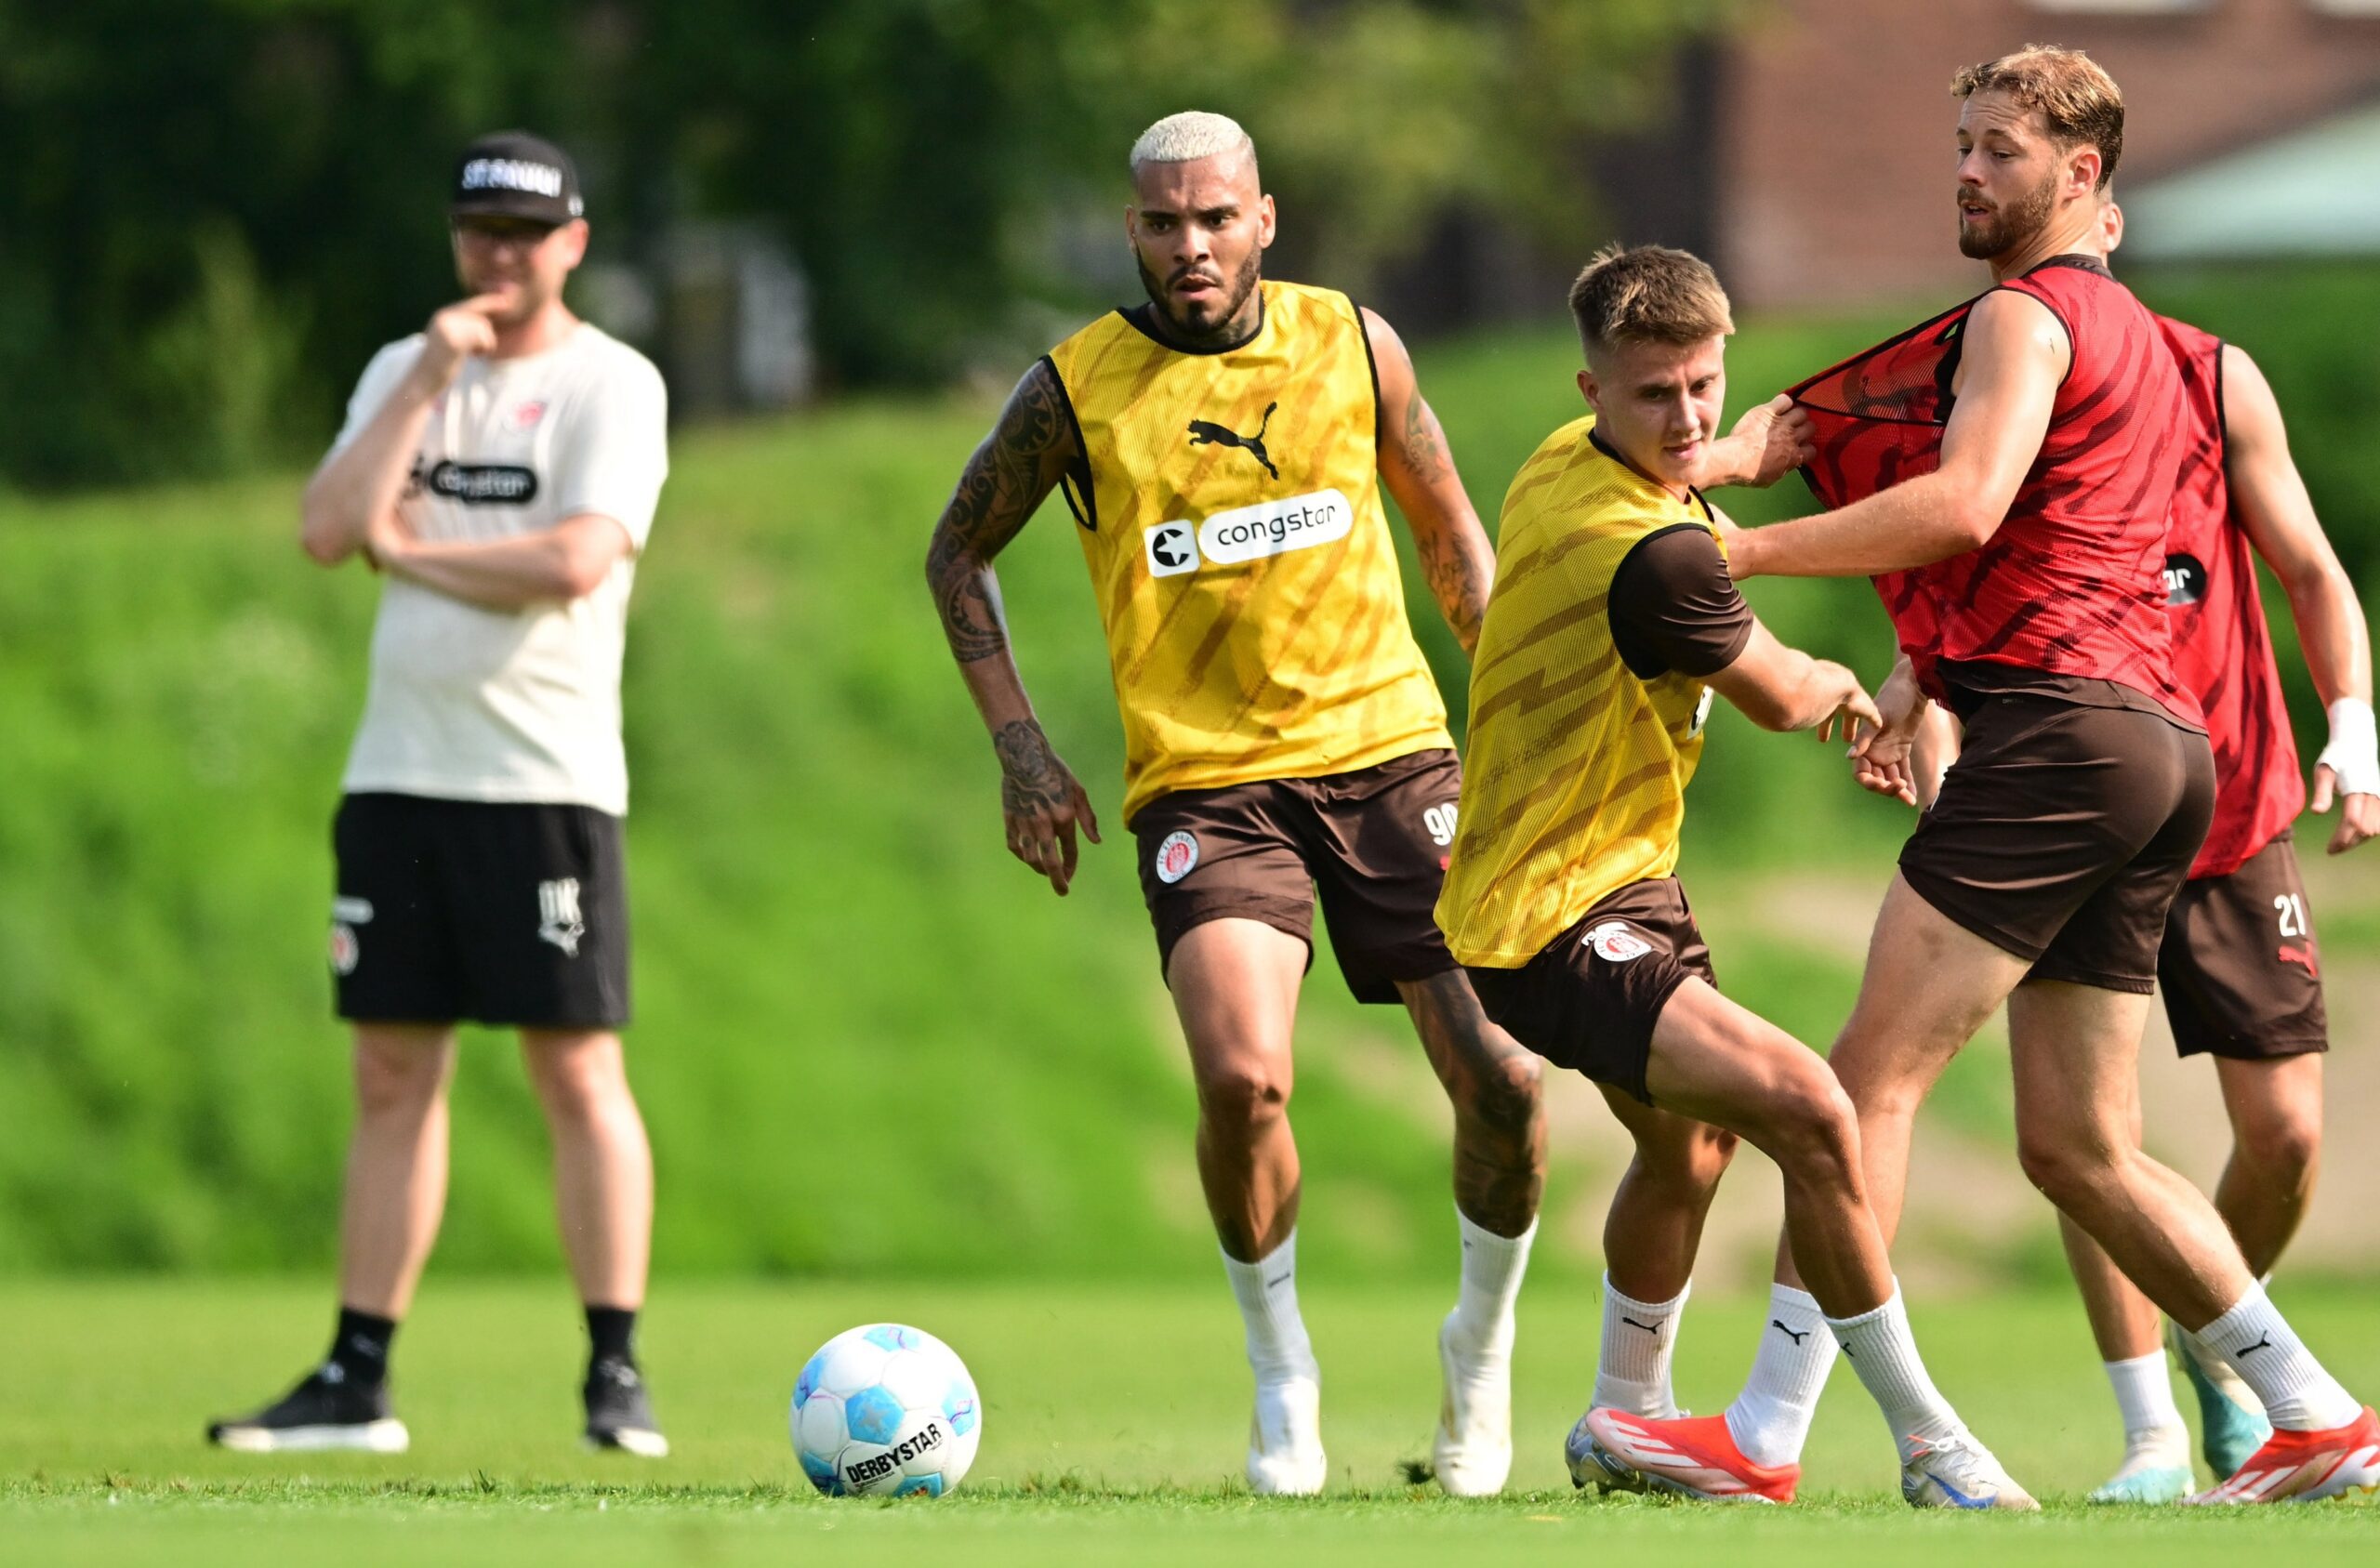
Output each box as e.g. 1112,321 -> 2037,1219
4,1279 -> 2373,1565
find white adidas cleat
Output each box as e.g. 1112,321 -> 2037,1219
1431,1310 -> 1514,1496
1246,1374 -> 1326,1496
1901,1429 -> 2039,1510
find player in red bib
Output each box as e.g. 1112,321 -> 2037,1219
2026,203 -> 2379,1503
1587,46 -> 2377,1509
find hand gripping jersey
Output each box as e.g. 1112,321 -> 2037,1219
2156,316 -> 2305,878
1437,418 -> 1726,968
1043,282 -> 1451,824
1792,257 -> 2199,724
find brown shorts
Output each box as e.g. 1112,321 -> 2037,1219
1463,878 -> 1714,1106
1900,692 -> 2215,994
2160,834 -> 2328,1060
1132,749 -> 1463,1004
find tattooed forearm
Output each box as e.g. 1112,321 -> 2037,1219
993,718 -> 1067,813
925,362 -> 1075,665
1421,533 -> 1491,653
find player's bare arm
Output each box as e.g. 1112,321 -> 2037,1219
1728,290 -> 2066,579
923,359 -> 1102,894
2222,344 -> 2379,852
1697,393 -> 1814,492
1703,621 -> 1882,743
300,295 -> 508,565
1363,308 -> 1493,654
370,511 -> 632,610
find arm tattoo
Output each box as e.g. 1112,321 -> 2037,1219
993,718 -> 1069,815
1397,388 -> 1454,484
1385,386 -> 1488,649
925,362 -> 1075,664
1421,529 -> 1490,652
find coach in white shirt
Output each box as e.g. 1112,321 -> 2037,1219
208,132 -> 670,1459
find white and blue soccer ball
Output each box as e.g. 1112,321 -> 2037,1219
790,1324 -> 981,1497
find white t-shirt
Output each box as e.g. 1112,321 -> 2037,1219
332,323 -> 668,816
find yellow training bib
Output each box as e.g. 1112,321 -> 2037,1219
1437,415 -> 1723,967
1044,281 -> 1450,824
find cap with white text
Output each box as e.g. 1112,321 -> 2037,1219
449,131 -> 584,225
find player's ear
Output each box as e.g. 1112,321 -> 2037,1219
1578,368 -> 1601,414
1256,192 -> 1276,250
2069,147 -> 2103,201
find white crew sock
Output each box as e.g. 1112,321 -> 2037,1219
2193,1283 -> 2360,1431
1221,1232 -> 1317,1384
2103,1352 -> 2188,1459
1448,1209 -> 1535,1356
1724,1283 -> 1839,1467
1593,1273 -> 1689,1416
1827,1285 -> 1963,1459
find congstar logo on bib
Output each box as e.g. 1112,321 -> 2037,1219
1143,489 -> 1352,579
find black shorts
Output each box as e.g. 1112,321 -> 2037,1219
1130,749 -> 1464,1004
2160,834 -> 2328,1061
1899,693 -> 2215,994
1464,877 -> 1714,1107
331,793 -> 630,1029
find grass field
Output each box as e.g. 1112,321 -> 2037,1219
6,1278 -> 2376,1565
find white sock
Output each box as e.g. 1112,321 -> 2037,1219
1448,1209 -> 1534,1357
1593,1273 -> 1688,1416
2175,1322 -> 2266,1414
1827,1285 -> 1963,1459
2104,1352 -> 2188,1457
1724,1284 -> 1838,1467
2193,1283 -> 2360,1431
1221,1232 -> 1317,1384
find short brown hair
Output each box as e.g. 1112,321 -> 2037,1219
1567,244 -> 1733,363
1951,44 -> 2123,188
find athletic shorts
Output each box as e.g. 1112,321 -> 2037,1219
1131,749 -> 1463,1004
1899,693 -> 2215,994
331,792 -> 630,1029
2159,833 -> 2328,1060
1463,877 -> 1713,1107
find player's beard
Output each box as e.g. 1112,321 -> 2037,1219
1135,245 -> 1263,349
1957,168 -> 2058,260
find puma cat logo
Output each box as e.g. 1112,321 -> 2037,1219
1187,402 -> 1279,481
1771,1319 -> 1811,1346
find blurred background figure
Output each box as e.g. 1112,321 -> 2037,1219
205,131 -> 671,1459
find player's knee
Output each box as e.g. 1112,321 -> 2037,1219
2237,1104 -> 2320,1192
1461,1050 -> 1543,1137
351,1036 -> 446,1117
1195,1058 -> 1290,1133
2015,1124 -> 2109,1211
1765,1068 -> 1859,1187
1638,1122 -> 1738,1193
525,1037 -> 628,1123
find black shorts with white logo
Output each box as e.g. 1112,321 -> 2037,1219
330,793 -> 630,1029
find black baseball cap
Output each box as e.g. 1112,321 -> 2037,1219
449,130 -> 584,225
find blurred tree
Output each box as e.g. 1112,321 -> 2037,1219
0,0 -> 1738,487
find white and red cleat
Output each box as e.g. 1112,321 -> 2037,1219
1580,1409 -> 1798,1504
2187,1406 -> 2380,1505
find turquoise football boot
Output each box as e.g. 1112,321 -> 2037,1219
2086,1450 -> 2193,1505
2168,1319 -> 2272,1481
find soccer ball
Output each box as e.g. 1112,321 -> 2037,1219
790,1323 -> 981,1497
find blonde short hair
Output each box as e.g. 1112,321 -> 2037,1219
1951,44 -> 2124,189
1130,111 -> 1256,174
1567,244 -> 1733,363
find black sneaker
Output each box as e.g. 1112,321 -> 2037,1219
206,1364 -> 410,1453
583,1356 -> 668,1456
